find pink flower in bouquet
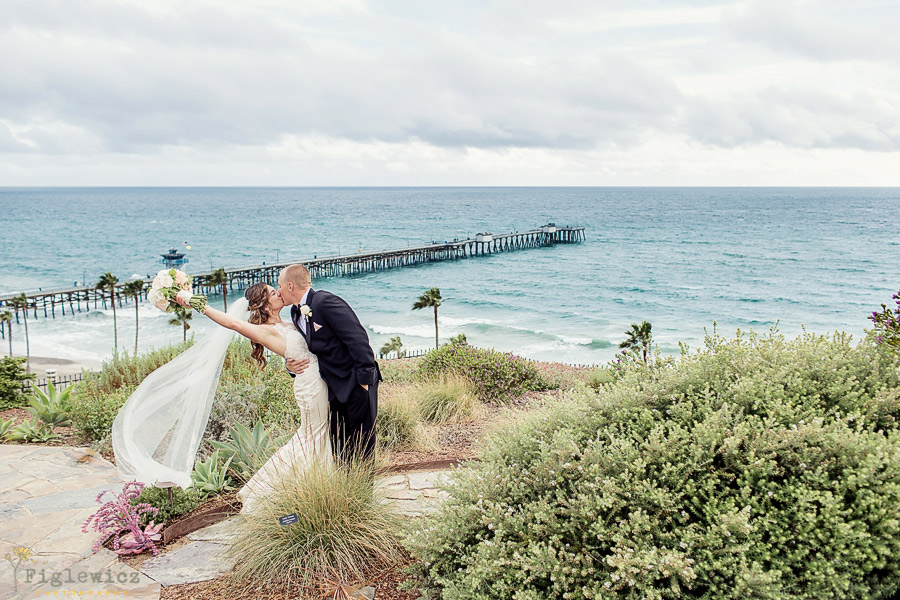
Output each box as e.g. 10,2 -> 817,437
173,270 -> 189,286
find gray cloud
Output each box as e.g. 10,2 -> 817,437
728,0 -> 900,63
681,86 -> 900,151
0,0 -> 897,163
0,2 -> 685,154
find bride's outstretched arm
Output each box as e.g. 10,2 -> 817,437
176,298 -> 287,357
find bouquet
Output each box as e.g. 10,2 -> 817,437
147,268 -> 208,313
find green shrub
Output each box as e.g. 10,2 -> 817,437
380,358 -> 418,384
257,359 -> 304,428
0,356 -> 34,410
415,344 -> 550,403
406,330 -> 900,600
77,342 -> 194,397
585,366 -> 616,389
227,458 -> 404,591
377,385 -> 423,451
204,379 -> 263,449
133,485 -> 201,525
69,386 -> 133,441
416,375 -> 479,424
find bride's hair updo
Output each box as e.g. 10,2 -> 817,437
245,282 -> 273,368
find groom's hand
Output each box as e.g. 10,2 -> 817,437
286,358 -> 310,374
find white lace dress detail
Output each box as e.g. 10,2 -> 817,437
237,322 -> 332,513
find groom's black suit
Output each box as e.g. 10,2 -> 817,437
291,289 -> 381,461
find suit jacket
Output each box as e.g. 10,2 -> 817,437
291,289 -> 380,404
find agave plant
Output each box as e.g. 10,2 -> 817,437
209,419 -> 289,482
7,417 -> 60,443
81,481 -> 162,556
26,381 -> 73,428
0,417 -> 14,442
191,450 -> 233,498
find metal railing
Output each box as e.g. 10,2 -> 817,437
20,373 -> 84,393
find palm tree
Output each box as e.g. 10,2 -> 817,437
207,268 -> 229,313
122,280 -> 145,356
619,320 -> 653,362
169,306 -> 192,342
413,287 -> 442,349
9,294 -> 30,370
0,310 -> 12,357
379,336 -> 405,358
96,272 -> 120,350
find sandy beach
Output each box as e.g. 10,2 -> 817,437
12,354 -> 102,377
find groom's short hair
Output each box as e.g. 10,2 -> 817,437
281,264 -> 311,289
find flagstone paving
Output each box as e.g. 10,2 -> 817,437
0,445 -> 157,600
0,444 -> 452,598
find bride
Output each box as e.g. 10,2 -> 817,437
177,282 -> 332,512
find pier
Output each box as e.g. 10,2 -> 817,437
0,225 -> 585,331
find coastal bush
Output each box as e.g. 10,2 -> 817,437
405,330 -> 900,600
415,344 -> 550,403
69,386 -> 133,442
77,342 -> 194,396
380,358 -> 418,384
133,485 -> 201,525
377,385 -> 423,451
227,457 -> 404,593
871,288 -> 900,350
0,356 -> 34,410
203,379 -> 263,448
416,375 -> 479,424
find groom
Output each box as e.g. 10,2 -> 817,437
278,264 -> 381,461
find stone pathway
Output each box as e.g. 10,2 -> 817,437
0,445 -> 159,600
0,444 -> 452,599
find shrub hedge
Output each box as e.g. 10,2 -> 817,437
415,344 -> 550,403
406,330 -> 900,600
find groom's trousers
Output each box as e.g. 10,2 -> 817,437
329,379 -> 378,462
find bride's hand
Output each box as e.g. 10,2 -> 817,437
174,294 -> 191,308
286,358 -> 310,374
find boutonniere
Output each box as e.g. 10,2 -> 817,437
300,304 -> 313,319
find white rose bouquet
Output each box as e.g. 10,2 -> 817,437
147,269 -> 208,313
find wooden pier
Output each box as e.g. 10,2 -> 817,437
0,225 -> 584,331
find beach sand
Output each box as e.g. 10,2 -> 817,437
12,354 -> 102,377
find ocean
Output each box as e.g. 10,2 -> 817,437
1,187 -> 898,366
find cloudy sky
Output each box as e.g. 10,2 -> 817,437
1,0 -> 898,186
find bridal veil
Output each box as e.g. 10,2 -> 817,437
112,298 -> 250,488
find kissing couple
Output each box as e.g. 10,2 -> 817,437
113,264 -> 381,513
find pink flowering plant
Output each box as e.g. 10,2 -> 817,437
870,289 -> 900,350
81,481 -> 163,556
146,268 -> 207,313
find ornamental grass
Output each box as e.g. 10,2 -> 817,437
415,374 -> 480,424
226,457 -> 405,595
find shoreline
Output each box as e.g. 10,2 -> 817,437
10,353 -> 102,377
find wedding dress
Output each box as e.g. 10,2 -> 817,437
237,322 -> 332,513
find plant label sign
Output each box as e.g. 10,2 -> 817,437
278,513 -> 299,526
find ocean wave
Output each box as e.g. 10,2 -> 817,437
370,318 -> 613,350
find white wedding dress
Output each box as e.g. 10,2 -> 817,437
237,322 -> 332,513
